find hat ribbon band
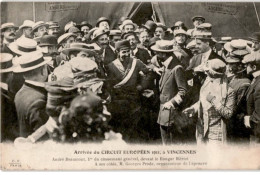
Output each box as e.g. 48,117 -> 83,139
20,57 -> 45,68
1,60 -> 13,69
18,45 -> 37,52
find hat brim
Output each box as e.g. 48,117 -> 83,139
1,26 -> 19,32
1,66 -> 16,73
225,57 -> 241,63
19,25 -> 32,30
150,45 -> 174,52
92,30 -> 110,41
192,17 -> 205,22
32,24 -> 48,32
61,47 -> 95,55
8,42 -> 41,56
13,57 -> 52,73
119,23 -> 138,31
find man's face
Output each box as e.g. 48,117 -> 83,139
118,48 -> 130,62
48,27 -> 60,37
97,34 -> 109,49
154,27 -> 165,39
35,26 -> 47,37
110,35 -> 121,46
126,35 -> 137,50
193,19 -> 203,28
155,51 -> 168,62
227,62 -> 239,75
124,24 -> 134,33
99,21 -> 109,30
252,41 -> 260,51
81,26 -> 90,35
3,27 -> 16,40
23,27 -> 32,38
63,36 -> 75,48
246,63 -> 256,75
195,39 -> 210,53
139,31 -> 150,47
175,34 -> 186,45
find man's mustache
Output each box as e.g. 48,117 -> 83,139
9,33 -> 16,36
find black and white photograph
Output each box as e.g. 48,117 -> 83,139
0,1 -> 260,170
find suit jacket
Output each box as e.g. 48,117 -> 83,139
134,48 -> 151,65
246,75 -> 260,138
157,56 -> 188,126
14,81 -> 49,137
103,45 -> 116,66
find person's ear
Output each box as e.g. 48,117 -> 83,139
253,64 -> 257,71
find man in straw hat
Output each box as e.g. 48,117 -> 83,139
31,21 -> 48,40
119,19 -> 138,33
242,52 -> 260,143
106,40 -> 151,142
109,29 -> 122,48
151,40 -> 188,144
14,51 -> 51,137
46,21 -> 60,38
18,20 -> 34,39
187,15 -> 205,37
1,53 -> 19,141
183,59 -> 235,145
1,23 -> 18,54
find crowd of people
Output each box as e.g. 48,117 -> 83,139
1,15 -> 260,145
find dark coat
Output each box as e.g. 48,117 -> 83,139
103,45 -> 116,66
14,81 -> 49,137
246,75 -> 260,140
158,56 -> 188,126
134,48 -> 151,65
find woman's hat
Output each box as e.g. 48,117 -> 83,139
13,51 -> 52,73
0,53 -> 15,73
61,43 -> 96,56
151,40 -> 174,52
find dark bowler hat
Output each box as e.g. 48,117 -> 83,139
171,21 -> 187,31
115,40 -> 131,51
249,32 -> 260,42
77,21 -> 92,29
96,17 -> 110,27
142,20 -> 157,33
39,35 -> 58,47
192,16 -> 205,22
121,31 -> 137,40
0,53 -> 15,73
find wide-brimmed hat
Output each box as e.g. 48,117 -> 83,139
119,19 -> 138,31
225,55 -> 242,63
38,35 -> 57,47
57,33 -> 77,45
19,20 -> 34,30
13,51 -> 52,73
204,59 -> 226,76
32,21 -> 48,32
218,37 -> 232,44
92,28 -> 109,41
109,30 -> 122,36
249,32 -> 260,42
224,39 -> 251,56
96,17 -> 110,27
171,21 -> 187,31
192,31 -> 212,39
77,21 -> 92,29
61,43 -> 96,55
8,37 -> 39,56
115,40 -> 130,51
151,40 -> 174,52
142,20 -> 157,33
192,16 -> 205,22
46,21 -> 60,29
1,23 -> 18,32
174,29 -> 187,36
242,52 -> 260,64
197,23 -> 212,31
0,53 -> 15,73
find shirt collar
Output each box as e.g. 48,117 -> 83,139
0,82 -> 8,91
162,56 -> 173,68
252,70 -> 260,78
25,80 -> 45,88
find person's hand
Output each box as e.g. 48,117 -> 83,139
182,107 -> 195,117
206,92 -> 216,103
244,115 -> 251,128
162,101 -> 174,110
153,67 -> 164,76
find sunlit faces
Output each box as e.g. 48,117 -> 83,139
123,24 -> 135,33
175,34 -> 187,45
118,48 -> 130,62
98,21 -> 109,30
35,26 -> 47,37
154,27 -> 165,39
126,35 -> 137,50
193,19 -> 204,28
139,31 -> 150,47
3,27 -> 17,40
81,26 -> 90,34
252,41 -> 260,51
195,38 -> 210,54
97,34 -> 109,49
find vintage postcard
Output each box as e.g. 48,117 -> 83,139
0,1 -> 260,170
